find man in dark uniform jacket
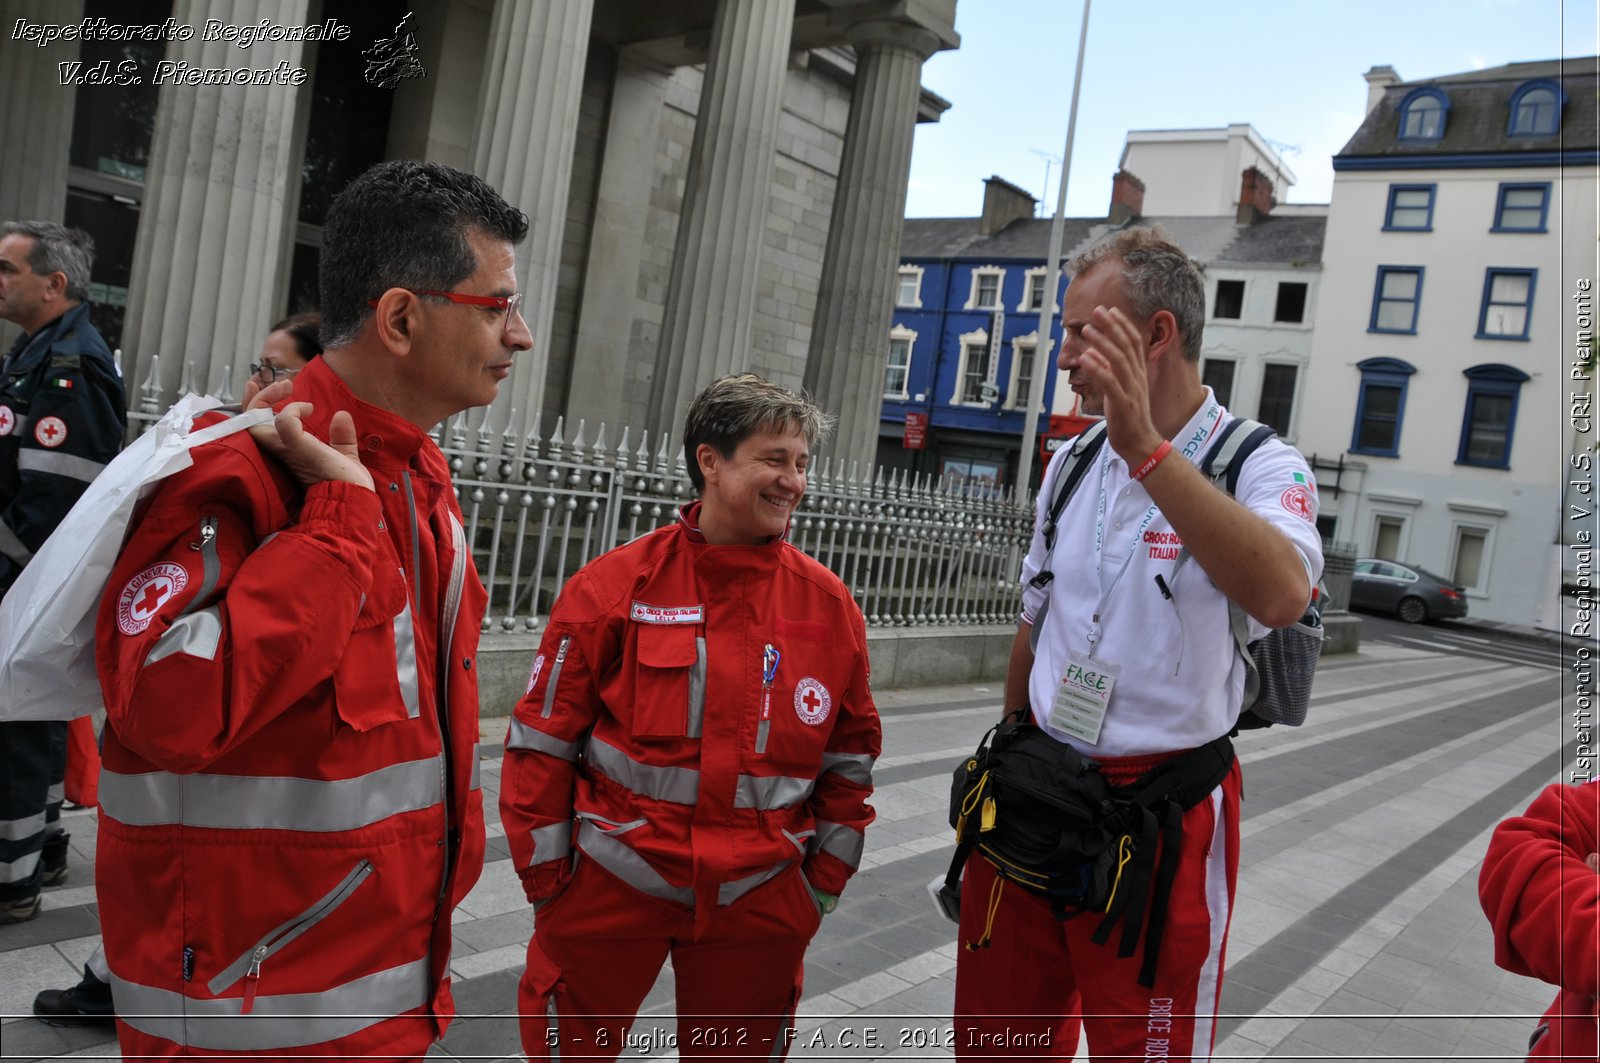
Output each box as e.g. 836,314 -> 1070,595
0,220 -> 125,923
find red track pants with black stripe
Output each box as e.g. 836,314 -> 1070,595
954,759 -> 1242,1062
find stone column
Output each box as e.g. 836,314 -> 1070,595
471,0 -> 595,440
121,0 -> 310,411
648,0 -> 796,447
804,20 -> 941,469
0,0 -> 83,349
563,51 -> 672,437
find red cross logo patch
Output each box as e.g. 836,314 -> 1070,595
0,406 -> 13,436
116,563 -> 189,636
794,677 -> 832,726
1280,485 -> 1315,523
33,415 -> 67,448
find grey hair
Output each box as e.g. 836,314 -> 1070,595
1,221 -> 95,302
1067,226 -> 1205,361
682,373 -> 835,492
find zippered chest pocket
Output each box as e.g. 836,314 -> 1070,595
207,860 -> 374,1014
629,625 -> 705,740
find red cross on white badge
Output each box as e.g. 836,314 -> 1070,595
793,677 -> 832,726
0,407 -> 13,436
33,415 -> 67,448
116,563 -> 189,636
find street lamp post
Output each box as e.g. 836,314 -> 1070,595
1015,0 -> 1092,499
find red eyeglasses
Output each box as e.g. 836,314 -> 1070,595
368,289 -> 524,328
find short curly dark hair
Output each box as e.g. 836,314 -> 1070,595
318,160 -> 529,347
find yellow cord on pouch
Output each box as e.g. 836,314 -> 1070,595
967,869 -> 1005,950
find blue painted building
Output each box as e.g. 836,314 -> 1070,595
878,177 -> 1099,491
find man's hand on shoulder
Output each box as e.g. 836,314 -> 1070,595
245,387 -> 374,492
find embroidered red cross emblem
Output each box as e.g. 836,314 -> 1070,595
802,689 -> 822,713
38,422 -> 61,443
135,581 -> 171,617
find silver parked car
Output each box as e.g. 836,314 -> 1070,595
1350,558 -> 1469,624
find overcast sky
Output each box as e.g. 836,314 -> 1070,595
905,0 -> 1597,219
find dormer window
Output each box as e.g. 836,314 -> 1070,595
1508,80 -> 1564,136
1398,88 -> 1448,141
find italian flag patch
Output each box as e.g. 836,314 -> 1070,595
50,377 -> 73,389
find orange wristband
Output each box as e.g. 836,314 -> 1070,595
1131,440 -> 1173,481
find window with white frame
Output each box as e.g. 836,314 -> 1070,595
1202,358 -> 1236,408
1450,524 -> 1491,592
1006,333 -> 1039,410
1017,269 -> 1054,312
883,325 -> 915,399
1372,515 -> 1406,561
965,267 -> 1005,310
1258,363 -> 1299,438
952,327 -> 995,404
896,266 -> 923,308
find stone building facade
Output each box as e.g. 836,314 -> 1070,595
0,0 -> 957,466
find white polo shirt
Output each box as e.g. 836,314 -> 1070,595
1018,391 -> 1325,757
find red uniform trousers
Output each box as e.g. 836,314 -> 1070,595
519,856 -> 822,1061
955,758 -> 1242,1063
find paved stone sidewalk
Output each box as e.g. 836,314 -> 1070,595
1,637 -> 1572,1061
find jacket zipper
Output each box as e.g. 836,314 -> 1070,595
541,636 -> 571,719
207,859 -> 374,1013
178,517 -> 221,615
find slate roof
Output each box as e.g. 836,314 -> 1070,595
901,213 -> 1325,270
1339,57 -> 1598,159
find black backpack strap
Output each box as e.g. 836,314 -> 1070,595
1028,421 -> 1108,590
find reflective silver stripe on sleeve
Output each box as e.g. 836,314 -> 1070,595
505,719 -> 581,762
528,821 -> 573,866
586,738 -> 699,805
819,751 -> 875,787
0,850 -> 41,882
146,605 -> 223,664
99,757 -> 444,832
0,811 -> 46,841
17,449 -> 107,483
0,518 -> 32,564
575,818 -> 793,908
393,596 -> 420,719
733,773 -> 815,810
811,820 -> 866,869
686,636 -> 705,739
109,957 -> 430,1052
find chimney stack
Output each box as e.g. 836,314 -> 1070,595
1109,170 -> 1145,224
1363,65 -> 1401,115
1236,166 -> 1274,225
980,176 -> 1037,236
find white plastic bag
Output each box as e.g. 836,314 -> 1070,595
0,395 -> 272,721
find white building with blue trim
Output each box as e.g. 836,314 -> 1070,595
1297,58 -> 1598,627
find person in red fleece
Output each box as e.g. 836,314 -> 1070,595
501,373 -> 880,1061
1480,779 -> 1600,1060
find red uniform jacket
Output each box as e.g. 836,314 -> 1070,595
95,359 -> 487,1058
501,504 -> 879,927
1480,780 -> 1600,1060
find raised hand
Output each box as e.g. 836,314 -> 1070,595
1078,305 -> 1164,464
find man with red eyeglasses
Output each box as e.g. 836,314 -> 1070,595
93,160 -> 531,1060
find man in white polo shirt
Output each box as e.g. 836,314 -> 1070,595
954,227 -> 1323,1062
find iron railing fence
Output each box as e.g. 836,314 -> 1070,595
130,381 -> 1034,634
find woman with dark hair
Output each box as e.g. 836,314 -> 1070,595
252,311 -> 322,386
